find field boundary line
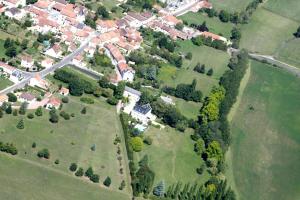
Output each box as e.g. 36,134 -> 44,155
261,7 -> 300,23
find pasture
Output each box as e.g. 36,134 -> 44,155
209,0 -> 253,12
135,126 -> 209,187
263,0 -> 300,22
228,60 -> 300,200
239,8 -> 298,55
274,38 -> 300,68
0,95 -> 131,194
179,12 -> 233,38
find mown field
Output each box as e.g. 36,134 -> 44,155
263,0 -> 300,22
239,8 -> 298,55
274,38 -> 300,68
179,12 -> 233,38
228,60 -> 300,200
210,0 -> 253,12
0,95 -> 131,198
135,127 -> 209,187
0,154 -> 130,200
0,76 -> 13,90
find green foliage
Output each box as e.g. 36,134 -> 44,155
153,180 -> 165,197
194,138 -> 205,155
59,111 -> 70,120
97,5 -> 110,19
90,174 -> 100,183
7,93 -> 17,102
294,26 -> 300,38
85,167 -> 94,178
19,102 -> 28,115
49,108 -> 59,123
37,148 -> 50,159
32,142 -> 36,148
130,137 -> 143,152
5,104 -> 12,114
75,167 -> 84,177
16,119 -> 24,129
80,97 -> 94,104
103,176 -> 111,187
54,159 -> 60,164
35,106 -> 43,116
69,163 -> 77,172
27,113 -> 34,119
0,141 -> 18,155
119,180 -> 126,190
81,107 -> 87,114
62,97 -> 69,103
206,141 -> 223,161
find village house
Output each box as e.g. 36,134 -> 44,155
41,57 -> 54,68
0,61 -> 23,82
45,43 -> 63,58
29,73 -> 50,90
96,19 -> 117,33
46,97 -> 61,109
59,87 -> 69,96
200,31 -> 230,44
21,55 -> 35,71
131,103 -> 156,125
122,86 -> 141,114
5,7 -> 25,20
19,92 -> 36,103
0,94 -> 8,106
2,0 -> 26,8
72,54 -> 86,67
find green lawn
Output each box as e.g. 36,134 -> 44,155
227,60 -> 300,200
274,38 -> 300,68
210,0 -> 253,12
263,0 -> 300,22
135,127 -> 209,187
0,39 -> 8,60
240,8 -> 298,55
0,154 -> 130,200
0,95 -> 131,195
159,40 -> 230,96
179,12 -> 234,38
0,76 -> 13,90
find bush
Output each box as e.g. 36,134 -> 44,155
80,97 -> 94,104
143,136 -> 153,145
7,93 -> 17,102
60,111 -> 70,120
85,167 -> 94,178
107,96 -> 118,105
27,113 -> 34,119
207,68 -> 214,76
90,174 -> 99,183
119,180 -> 126,190
103,176 -> 111,187
32,142 -> 36,148
35,106 -> 43,116
55,159 -> 60,164
130,137 -> 143,152
16,119 -> 24,129
69,163 -> 78,172
75,167 -> 84,177
0,142 -> 18,155
62,96 -> 69,103
37,148 -> 50,159
81,107 -> 87,114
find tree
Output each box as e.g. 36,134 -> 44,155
205,141 -> 223,161
90,174 -> 100,183
19,102 -> 28,115
69,79 -> 84,96
35,106 -> 43,116
194,138 -> 205,155
219,10 -> 230,22
114,82 -> 125,99
69,163 -> 77,172
198,21 -> 209,32
5,46 -> 17,57
75,167 -> 84,176
49,108 -> 59,123
294,26 -> 300,38
0,110 -> 3,118
207,68 -> 214,76
7,93 -> 17,102
55,159 -> 60,164
103,176 -> 111,187
37,148 -> 50,159
153,180 -> 165,197
16,119 -> 25,129
5,104 -> 12,114
85,167 -> 94,178
81,107 -> 87,114
130,137 -> 143,152
26,0 -> 38,5
119,180 -> 126,190
97,5 -> 110,19
27,113 -> 34,119
32,142 -> 36,148
185,52 -> 192,60
62,97 -> 69,103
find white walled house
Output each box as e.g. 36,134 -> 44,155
41,57 -> 54,68
131,103 -> 156,125
45,44 -> 62,58
21,55 -> 35,70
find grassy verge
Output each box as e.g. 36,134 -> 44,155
0,76 -> 13,90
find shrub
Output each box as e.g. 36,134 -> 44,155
119,180 -> 126,190
60,111 -> 70,120
62,97 -> 69,103
107,96 -> 118,105
207,68 -> 213,76
90,174 -> 100,183
85,167 -> 94,178
103,176 -> 111,187
32,142 -> 36,148
81,107 -> 87,114
27,113 -> 34,119
7,93 -> 17,102
16,119 -> 24,129
130,137 -> 143,152
55,159 -> 60,164
37,148 -> 50,159
0,142 -> 18,155
13,109 -> 18,116
75,167 -> 84,177
69,163 -> 77,172
80,97 -> 94,104
35,106 -> 43,116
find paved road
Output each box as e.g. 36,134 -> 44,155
173,0 -> 199,16
0,32 -> 99,95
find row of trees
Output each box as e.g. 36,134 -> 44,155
194,63 -> 214,76
163,79 -> 203,102
192,35 -> 228,51
200,0 -> 263,24
0,142 -> 18,155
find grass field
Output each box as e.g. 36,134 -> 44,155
0,39 -> 8,59
0,76 -> 13,90
240,8 -> 298,55
263,0 -> 300,22
228,60 -> 300,200
178,12 -> 233,38
274,38 -> 300,68
158,40 -> 230,95
0,95 -> 131,196
0,154 -> 130,200
210,0 -> 253,12
135,127 -> 209,187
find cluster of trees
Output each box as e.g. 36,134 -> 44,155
37,33 -> 56,46
131,155 -> 155,197
150,45 -> 183,68
163,79 -> 203,102
192,35 -> 228,51
163,179 -> 235,200
90,51 -> 113,69
0,142 -> 18,155
230,27 -> 242,48
190,21 -> 209,32
200,0 -> 263,24
194,63 -> 214,76
37,148 -> 50,159
70,164 -> 100,183
124,0 -> 156,10
2,38 -> 28,58
49,108 -> 59,123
